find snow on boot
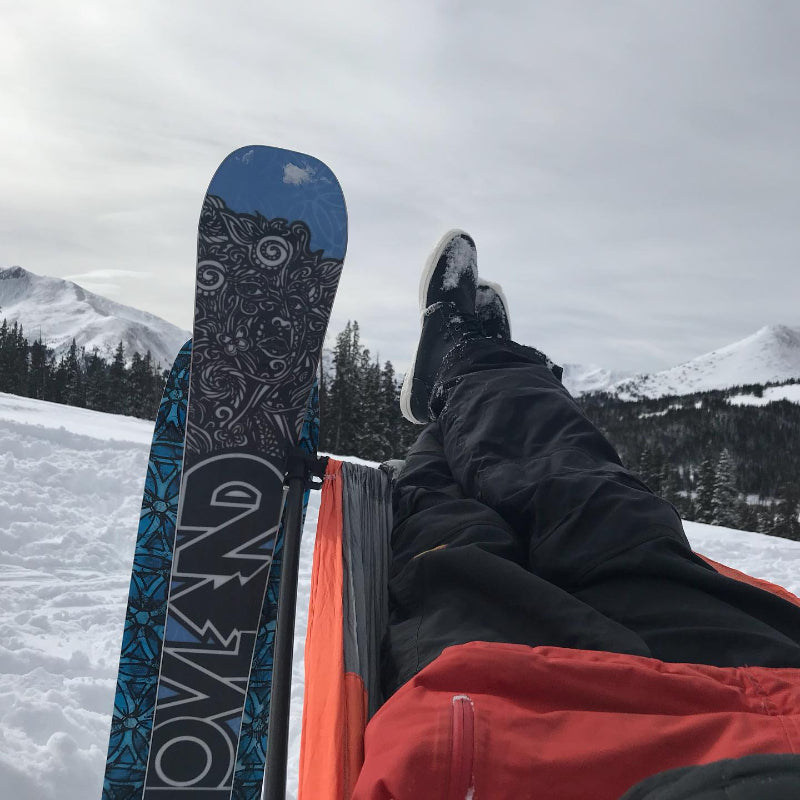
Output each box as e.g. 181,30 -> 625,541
476,279 -> 512,340
400,230 -> 483,425
476,279 -> 563,381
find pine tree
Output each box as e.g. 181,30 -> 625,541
326,322 -> 361,454
774,484 -> 800,541
737,499 -> 761,533
695,456 -> 716,524
637,445 -> 658,491
380,360 -> 403,459
356,353 -> 384,460
0,319 -> 29,396
711,449 -> 739,528
108,342 -> 128,415
61,340 -> 85,407
84,349 -> 107,410
758,503 -> 776,535
128,351 -> 153,418
0,319 -> 10,393
144,352 -> 164,416
14,322 -> 29,396
28,338 -> 49,400
660,463 -> 681,509
683,493 -> 697,523
149,356 -> 168,417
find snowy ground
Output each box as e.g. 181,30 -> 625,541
728,383 -> 800,407
1,392 -> 799,800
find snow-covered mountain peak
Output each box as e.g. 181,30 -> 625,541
0,265 -> 190,368
560,363 -> 634,396
746,323 -> 800,351
0,265 -> 38,301
611,323 -> 800,400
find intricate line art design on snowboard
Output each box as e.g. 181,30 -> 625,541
143,146 -> 345,799
232,383 -> 319,800
103,341 -> 191,800
189,195 -> 340,458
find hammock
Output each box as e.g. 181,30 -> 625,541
298,459 -> 392,800
295,459 -> 800,799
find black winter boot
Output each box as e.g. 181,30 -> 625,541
400,230 -> 484,424
475,279 -> 512,340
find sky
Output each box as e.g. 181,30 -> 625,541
2,0 -> 800,374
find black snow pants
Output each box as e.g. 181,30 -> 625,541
382,338 -> 800,695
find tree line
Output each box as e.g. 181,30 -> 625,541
319,321 -> 419,461
0,318 -> 166,418
580,389 -> 800,542
631,444 -> 800,541
3,314 -> 798,542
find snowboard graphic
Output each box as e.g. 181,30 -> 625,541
142,146 -> 346,799
103,340 -> 192,799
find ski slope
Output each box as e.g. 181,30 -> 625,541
1,392 -> 799,800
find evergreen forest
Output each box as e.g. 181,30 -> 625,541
579,389 -> 800,542
0,319 -> 166,419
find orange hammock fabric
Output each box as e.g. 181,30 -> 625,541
298,459 -> 367,800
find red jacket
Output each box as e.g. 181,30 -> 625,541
352,641 -> 800,800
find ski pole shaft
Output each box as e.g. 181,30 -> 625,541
263,471 -> 306,800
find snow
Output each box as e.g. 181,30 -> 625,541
475,280 -> 511,339
442,235 -> 476,291
0,393 -> 154,444
728,383 -> 800,407
1,393 -> 800,800
282,163 -> 315,186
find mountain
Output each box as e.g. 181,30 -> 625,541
0,266 -> 190,368
610,324 -> 800,400
561,363 -> 633,396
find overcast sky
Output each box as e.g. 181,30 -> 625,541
2,0 -> 799,374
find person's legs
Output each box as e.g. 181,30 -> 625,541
384,229 -> 800,696
384,419 -> 654,694
430,336 -> 800,668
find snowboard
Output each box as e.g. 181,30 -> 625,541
103,340 -> 192,799
103,347 -> 321,799
143,146 -> 346,799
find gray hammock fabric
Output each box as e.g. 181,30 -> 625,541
340,462 -> 393,716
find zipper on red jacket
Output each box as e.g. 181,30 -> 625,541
448,694 -> 475,800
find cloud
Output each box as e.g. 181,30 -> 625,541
65,270 -> 150,282
2,0 -> 799,373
